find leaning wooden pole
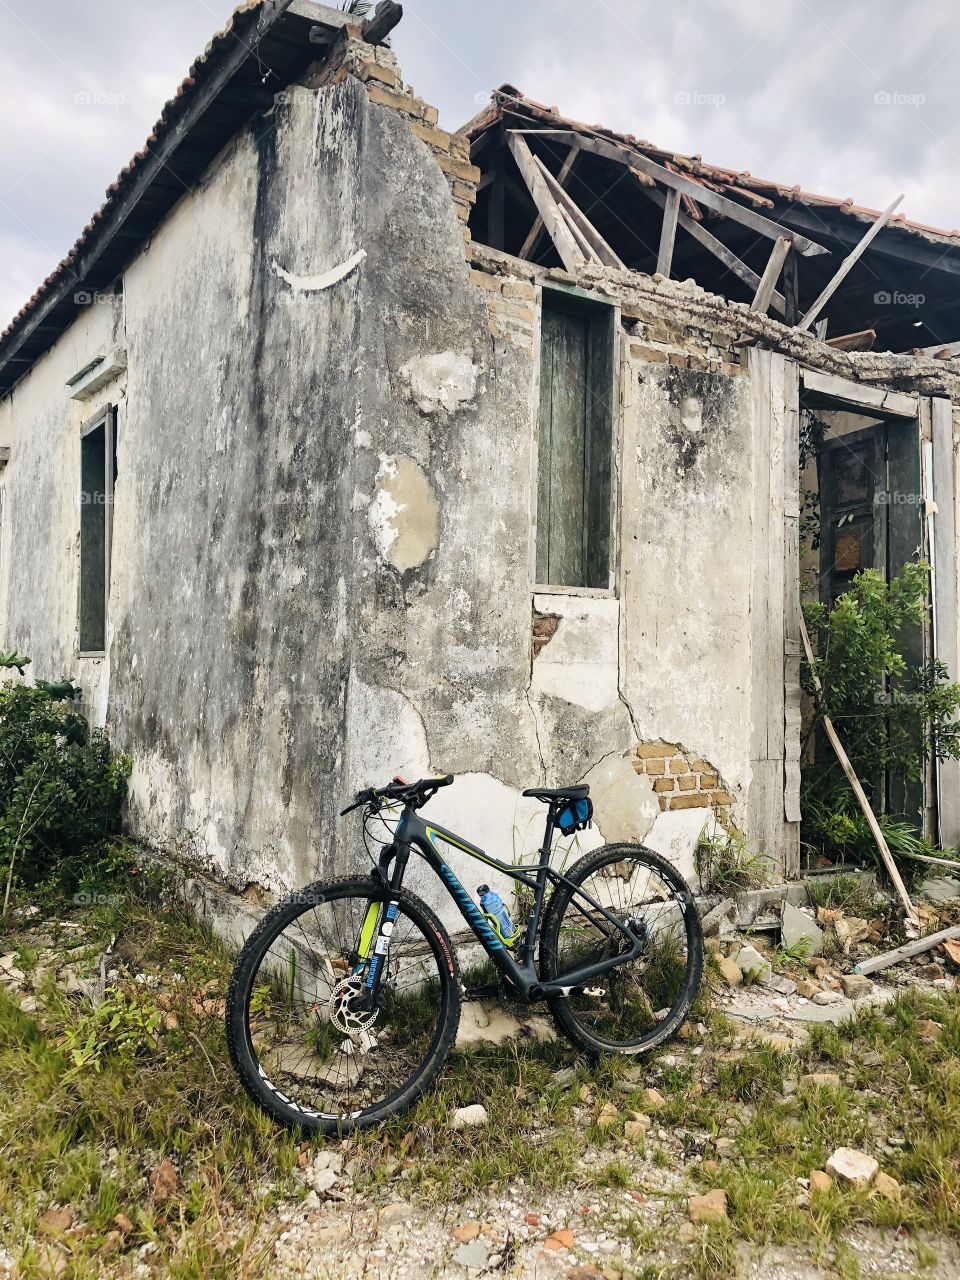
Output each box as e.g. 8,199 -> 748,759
799,612 -> 920,927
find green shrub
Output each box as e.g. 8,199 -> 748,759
0,654 -> 130,916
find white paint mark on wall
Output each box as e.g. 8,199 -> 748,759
271,248 -> 366,293
530,593 -> 621,712
399,351 -> 478,416
584,752 -> 657,844
367,456 -> 439,572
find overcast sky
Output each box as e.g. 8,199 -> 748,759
2,0 -> 960,329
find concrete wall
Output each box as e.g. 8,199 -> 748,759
0,63 -> 807,933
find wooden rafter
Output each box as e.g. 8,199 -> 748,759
751,237 -> 791,315
796,193 -> 904,331
530,128 -> 831,257
507,131 -> 586,272
521,142 -> 580,261
656,188 -> 680,278
644,184 -> 786,316
532,152 -> 626,270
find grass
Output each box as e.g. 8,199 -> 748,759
2,870 -> 960,1278
695,831 -> 771,896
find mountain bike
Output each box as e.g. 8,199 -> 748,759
226,774 -> 703,1133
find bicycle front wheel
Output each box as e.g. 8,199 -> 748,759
540,844 -> 703,1055
226,878 -> 461,1133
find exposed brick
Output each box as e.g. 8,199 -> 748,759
356,61 -> 400,89
653,778 -> 675,794
630,343 -> 668,363
366,84 -> 423,118
711,791 -> 736,806
678,775 -> 697,792
492,300 -> 535,323
632,760 -> 647,775
469,269 -> 502,294
645,759 -> 665,776
721,362 -> 744,377
699,772 -> 719,789
688,760 -> 713,773
422,104 -> 439,125
411,120 -> 451,151
450,134 -> 471,161
669,759 -> 689,775
438,154 -> 482,184
668,352 -> 688,367
636,742 -> 678,759
670,794 -> 710,810
452,180 -> 478,204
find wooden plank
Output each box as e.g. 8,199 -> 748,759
752,237 -> 791,315
800,611 -> 919,924
656,188 -> 680,278
917,339 -> 960,358
533,153 -> 625,270
507,131 -> 586,272
796,194 -> 904,331
783,251 -> 800,325
826,328 -> 876,352
782,360 -> 802,848
533,129 -> 830,256
645,185 -> 786,316
854,924 -> 960,976
520,142 -> 579,261
800,368 -> 918,418
931,396 -> 960,849
775,202 -> 960,280
558,205 -> 600,264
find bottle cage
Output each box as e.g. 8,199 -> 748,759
556,798 -> 593,836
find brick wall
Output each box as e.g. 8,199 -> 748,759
633,740 -> 737,832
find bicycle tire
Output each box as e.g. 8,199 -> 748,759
539,843 -> 703,1055
226,878 -> 461,1133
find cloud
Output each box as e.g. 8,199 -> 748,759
2,0 -> 960,328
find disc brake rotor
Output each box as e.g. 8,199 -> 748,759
330,975 -> 380,1034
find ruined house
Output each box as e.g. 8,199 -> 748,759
1,0 -> 959,927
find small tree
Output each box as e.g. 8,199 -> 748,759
801,562 -> 960,858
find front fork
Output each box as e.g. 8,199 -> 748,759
349,840 -> 407,1013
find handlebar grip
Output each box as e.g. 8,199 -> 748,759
437,774 -> 454,787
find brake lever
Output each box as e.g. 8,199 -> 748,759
339,790 -> 373,817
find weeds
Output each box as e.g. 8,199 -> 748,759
695,830 -> 770,895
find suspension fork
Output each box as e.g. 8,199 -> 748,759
350,834 -> 411,1012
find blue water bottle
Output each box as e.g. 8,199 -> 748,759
478,885 -> 518,945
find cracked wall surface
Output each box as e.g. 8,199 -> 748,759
15,58 -> 954,927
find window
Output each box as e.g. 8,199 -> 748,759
79,408 -> 117,654
535,291 -> 615,589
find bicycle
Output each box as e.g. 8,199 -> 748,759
226,774 -> 703,1133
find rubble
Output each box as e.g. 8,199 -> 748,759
825,1148 -> 879,1186
781,902 -> 823,956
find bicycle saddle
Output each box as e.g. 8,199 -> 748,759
522,784 -> 590,802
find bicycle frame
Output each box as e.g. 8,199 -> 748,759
363,803 -> 646,1001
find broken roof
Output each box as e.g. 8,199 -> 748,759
467,87 -> 960,353
0,0 -> 359,398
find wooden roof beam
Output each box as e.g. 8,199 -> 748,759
507,131 -> 586,272
796,194 -> 904,331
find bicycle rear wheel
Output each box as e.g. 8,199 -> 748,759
226,878 -> 461,1133
540,843 -> 702,1055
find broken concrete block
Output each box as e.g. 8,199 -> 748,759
796,979 -> 821,999
781,902 -> 823,957
735,945 -> 771,984
919,875 -> 960,905
701,898 -> 737,938
762,973 -> 798,996
813,989 -> 844,1006
825,1147 -> 879,1186
451,1104 -> 489,1129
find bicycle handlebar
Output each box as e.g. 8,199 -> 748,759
339,774 -> 454,817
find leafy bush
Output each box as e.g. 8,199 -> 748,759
801,562 -> 960,862
0,654 -> 130,916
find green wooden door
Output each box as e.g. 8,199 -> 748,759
536,299 -> 613,588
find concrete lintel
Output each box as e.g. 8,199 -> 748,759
67,350 -> 127,401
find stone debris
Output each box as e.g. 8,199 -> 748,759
781,902 -> 824,956
700,898 -> 737,938
872,1171 -> 902,1199
809,1170 -> 832,1195
596,1101 -> 619,1129
919,875 -> 960,905
840,974 -> 873,999
451,1104 -> 489,1129
825,1147 -> 879,1187
451,1221 -> 481,1243
918,1019 -> 942,1041
716,955 -> 743,988
687,1189 -> 728,1223
639,1087 -> 665,1112
150,1158 -> 180,1203
735,945 -> 771,984
452,1238 -> 489,1269
801,1072 -> 841,1088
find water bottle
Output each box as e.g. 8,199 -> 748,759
478,885 -> 518,945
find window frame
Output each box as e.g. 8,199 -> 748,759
77,404 -> 117,658
530,283 -> 621,597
